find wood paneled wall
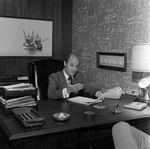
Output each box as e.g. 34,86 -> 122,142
0,0 -> 72,77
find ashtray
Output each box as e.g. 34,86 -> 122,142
53,112 -> 70,122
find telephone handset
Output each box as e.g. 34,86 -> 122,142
104,87 -> 123,99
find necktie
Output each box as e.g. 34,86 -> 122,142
68,76 -> 73,98
68,76 -> 73,85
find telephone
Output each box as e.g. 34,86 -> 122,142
104,87 -> 123,99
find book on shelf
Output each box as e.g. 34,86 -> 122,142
124,102 -> 147,110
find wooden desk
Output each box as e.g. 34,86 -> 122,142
0,95 -> 150,149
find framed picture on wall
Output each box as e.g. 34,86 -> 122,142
96,52 -> 127,72
0,16 -> 53,57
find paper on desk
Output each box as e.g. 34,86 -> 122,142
0,96 -> 36,108
0,83 -> 33,90
67,96 -> 102,105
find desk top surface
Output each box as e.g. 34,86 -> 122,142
0,95 -> 150,141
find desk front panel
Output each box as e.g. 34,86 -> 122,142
0,95 -> 150,149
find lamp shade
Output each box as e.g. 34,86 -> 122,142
131,43 -> 150,72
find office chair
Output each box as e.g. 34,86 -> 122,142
28,59 -> 64,100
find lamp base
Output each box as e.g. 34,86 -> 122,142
136,85 -> 150,104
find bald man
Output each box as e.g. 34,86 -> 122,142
47,53 -> 104,100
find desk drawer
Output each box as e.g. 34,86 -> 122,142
80,125 -> 115,149
10,131 -> 79,149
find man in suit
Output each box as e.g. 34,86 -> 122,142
112,121 -> 150,149
47,53 -> 105,100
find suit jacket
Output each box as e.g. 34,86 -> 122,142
47,70 -> 100,99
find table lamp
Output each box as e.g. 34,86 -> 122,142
131,43 -> 150,103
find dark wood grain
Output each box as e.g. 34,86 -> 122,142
0,95 -> 150,149
0,0 -> 72,77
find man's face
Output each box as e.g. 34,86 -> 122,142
64,56 -> 79,76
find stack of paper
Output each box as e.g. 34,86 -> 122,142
0,96 -> 36,108
0,83 -> 37,109
0,83 -> 34,91
67,96 -> 102,105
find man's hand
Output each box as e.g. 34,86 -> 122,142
95,91 -> 105,100
67,83 -> 83,94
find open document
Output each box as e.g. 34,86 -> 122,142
67,96 -> 102,105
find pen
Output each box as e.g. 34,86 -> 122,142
87,98 -> 102,106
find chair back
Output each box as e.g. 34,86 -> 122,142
28,59 -> 64,100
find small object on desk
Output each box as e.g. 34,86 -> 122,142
87,99 -> 103,106
111,103 -> 121,114
123,88 -> 138,96
93,104 -> 105,109
124,102 -> 147,110
84,111 -> 95,118
12,107 -> 45,127
53,112 -> 70,122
